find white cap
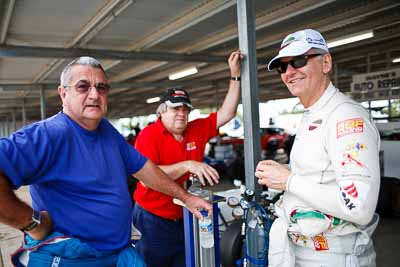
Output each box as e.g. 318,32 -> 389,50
267,29 -> 329,71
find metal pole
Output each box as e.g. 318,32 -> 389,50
5,116 -> 9,136
334,63 -> 338,86
0,122 -> 3,137
386,52 -> 391,120
214,87 -> 219,112
11,110 -> 16,133
0,244 -> 4,267
22,99 -> 27,126
237,0 -> 261,199
367,54 -> 372,119
40,86 -> 46,119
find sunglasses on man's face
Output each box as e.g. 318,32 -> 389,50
276,54 -> 321,74
69,80 -> 111,95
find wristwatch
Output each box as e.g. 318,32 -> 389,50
20,210 -> 41,232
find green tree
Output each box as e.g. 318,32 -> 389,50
382,99 -> 400,117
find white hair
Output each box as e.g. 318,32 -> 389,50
156,103 -> 168,118
60,56 -> 106,87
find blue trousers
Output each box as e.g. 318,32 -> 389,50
132,204 -> 185,267
11,232 -> 146,267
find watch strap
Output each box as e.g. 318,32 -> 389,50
20,210 -> 41,232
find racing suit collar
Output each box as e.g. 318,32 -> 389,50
305,82 -> 337,115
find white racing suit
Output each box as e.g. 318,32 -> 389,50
269,83 -> 380,267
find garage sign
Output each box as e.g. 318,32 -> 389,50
350,68 -> 400,101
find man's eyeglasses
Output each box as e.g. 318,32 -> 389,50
67,81 -> 111,95
276,54 -> 321,74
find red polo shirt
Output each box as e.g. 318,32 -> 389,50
134,112 -> 218,220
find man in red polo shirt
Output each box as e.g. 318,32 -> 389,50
133,50 -> 243,267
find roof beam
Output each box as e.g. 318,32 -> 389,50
126,0 -> 236,51
33,0 -> 133,82
186,0 -> 336,52
110,0 -> 336,82
110,0 -> 236,81
0,79 -> 216,91
0,45 -> 226,63
0,0 -> 15,43
251,2 -> 400,54
114,0 -> 399,83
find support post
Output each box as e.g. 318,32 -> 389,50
22,99 -> 27,126
11,110 -> 16,133
5,116 -> 9,136
237,0 -> 261,199
40,86 -> 46,120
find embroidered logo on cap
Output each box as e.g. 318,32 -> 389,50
281,36 -> 297,49
306,37 -> 326,46
172,90 -> 188,98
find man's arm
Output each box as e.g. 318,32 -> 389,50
255,160 -> 373,224
256,106 -> 380,225
216,50 -> 243,128
133,160 -> 212,219
0,172 -> 52,239
159,160 -> 219,186
134,124 -> 219,186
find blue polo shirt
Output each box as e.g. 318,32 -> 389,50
0,112 -> 147,251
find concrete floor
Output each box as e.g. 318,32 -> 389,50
373,216 -> 400,267
1,183 -> 399,267
0,187 -> 30,267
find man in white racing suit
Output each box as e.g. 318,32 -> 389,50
255,29 -> 380,267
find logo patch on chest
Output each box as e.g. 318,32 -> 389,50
308,119 -> 323,131
186,142 -> 197,151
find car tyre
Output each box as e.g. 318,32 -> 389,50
220,219 -> 243,267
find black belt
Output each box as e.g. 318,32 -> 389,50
168,217 -> 184,223
135,203 -> 183,223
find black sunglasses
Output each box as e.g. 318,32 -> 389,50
68,80 -> 111,95
276,54 -> 322,74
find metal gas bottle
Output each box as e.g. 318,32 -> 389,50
244,203 -> 270,267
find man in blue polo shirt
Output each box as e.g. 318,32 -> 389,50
0,56 -> 211,267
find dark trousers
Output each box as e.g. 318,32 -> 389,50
132,204 -> 185,267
